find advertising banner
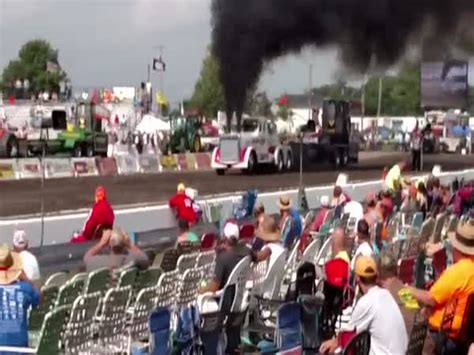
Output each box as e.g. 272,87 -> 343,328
17,159 -> 42,179
71,158 -> 98,177
0,159 -> 18,180
185,153 -> 197,171
177,153 -> 188,171
195,153 -> 212,170
96,157 -> 118,176
139,154 -> 160,174
116,154 -> 140,175
159,155 -> 178,172
44,158 -> 73,179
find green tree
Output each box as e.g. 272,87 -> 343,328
276,105 -> 292,120
246,91 -> 273,117
191,52 -> 225,118
363,65 -> 421,116
1,39 -> 67,96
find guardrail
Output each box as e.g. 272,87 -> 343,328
1,167 -> 473,247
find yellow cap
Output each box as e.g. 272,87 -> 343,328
355,256 -> 378,278
177,183 -> 186,192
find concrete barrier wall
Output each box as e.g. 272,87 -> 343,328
0,152 -> 213,181
1,167 -> 473,247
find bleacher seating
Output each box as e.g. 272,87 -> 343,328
0,189 -> 472,355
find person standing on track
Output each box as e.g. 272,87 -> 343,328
411,121 -> 422,171
70,186 -> 115,243
168,183 -> 198,225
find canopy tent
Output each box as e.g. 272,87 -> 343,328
135,114 -> 170,133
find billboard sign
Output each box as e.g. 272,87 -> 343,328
421,60 -> 469,109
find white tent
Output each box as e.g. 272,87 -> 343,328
135,114 -> 170,133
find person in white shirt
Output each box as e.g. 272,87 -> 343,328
12,230 -> 40,284
350,219 -> 374,270
320,256 -> 408,355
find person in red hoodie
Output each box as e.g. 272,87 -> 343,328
168,183 -> 198,225
70,186 -> 115,243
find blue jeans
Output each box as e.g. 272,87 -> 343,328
430,331 -> 464,355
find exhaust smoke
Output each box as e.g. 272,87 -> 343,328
211,0 -> 474,128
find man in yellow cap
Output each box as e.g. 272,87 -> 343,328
168,183 -> 198,225
320,256 -> 408,354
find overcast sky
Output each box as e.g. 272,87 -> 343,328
1,0 -> 473,107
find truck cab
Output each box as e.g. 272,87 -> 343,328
211,117 -> 293,175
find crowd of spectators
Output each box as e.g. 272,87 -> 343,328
0,160 -> 473,353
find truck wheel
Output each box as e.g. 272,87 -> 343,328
216,169 -> 225,176
276,152 -> 284,173
339,149 -> 348,167
73,145 -> 82,157
245,151 -> 257,175
85,145 -> 94,157
6,136 -> 19,158
332,151 -> 340,168
285,153 -> 293,171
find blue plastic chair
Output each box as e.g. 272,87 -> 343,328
149,307 -> 171,355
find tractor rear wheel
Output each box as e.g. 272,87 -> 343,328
73,144 -> 82,157
191,134 -> 202,153
6,136 -> 19,158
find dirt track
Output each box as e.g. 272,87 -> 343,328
1,152 -> 473,217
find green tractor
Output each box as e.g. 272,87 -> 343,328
53,99 -> 109,157
167,116 -> 202,154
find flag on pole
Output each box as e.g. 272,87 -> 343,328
156,91 -> 168,106
153,56 -> 166,72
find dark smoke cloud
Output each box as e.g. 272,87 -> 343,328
211,0 -> 474,124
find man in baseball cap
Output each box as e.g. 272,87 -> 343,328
12,230 -> 40,283
200,222 -> 249,294
320,255 -> 408,354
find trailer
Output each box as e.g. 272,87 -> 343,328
290,99 -> 359,167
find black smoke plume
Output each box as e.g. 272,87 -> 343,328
211,0 -> 474,128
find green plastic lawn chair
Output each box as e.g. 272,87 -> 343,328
133,267 -> 162,299
84,267 -> 111,295
29,285 -> 59,332
55,278 -> 85,307
1,306 -> 71,354
117,267 -> 138,288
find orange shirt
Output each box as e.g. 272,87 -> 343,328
428,257 -> 474,338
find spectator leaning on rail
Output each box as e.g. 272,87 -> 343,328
177,219 -> 200,245
0,244 -> 40,350
70,185 -> 115,243
320,256 -> 408,355
83,229 -> 150,272
168,183 -> 198,225
12,230 -> 40,286
406,219 -> 474,355
384,161 -> 408,193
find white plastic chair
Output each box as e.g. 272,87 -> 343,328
64,292 -> 101,354
95,286 -> 132,353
